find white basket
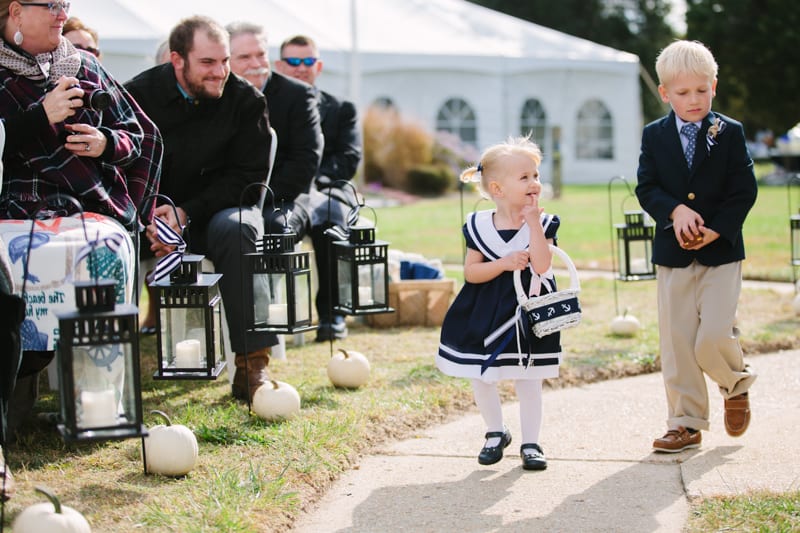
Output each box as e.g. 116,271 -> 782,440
513,245 -> 581,338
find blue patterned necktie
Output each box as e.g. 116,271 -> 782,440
681,122 -> 699,167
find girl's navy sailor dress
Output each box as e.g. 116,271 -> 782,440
436,209 -> 562,383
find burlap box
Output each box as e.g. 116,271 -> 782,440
367,278 -> 456,328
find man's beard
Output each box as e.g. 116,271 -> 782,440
183,62 -> 226,99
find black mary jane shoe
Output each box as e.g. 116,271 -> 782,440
478,428 -> 512,465
520,443 -> 547,471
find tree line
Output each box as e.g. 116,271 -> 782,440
468,0 -> 799,139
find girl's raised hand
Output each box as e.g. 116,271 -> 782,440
521,202 -> 544,227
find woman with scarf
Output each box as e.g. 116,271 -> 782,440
0,0 -> 162,464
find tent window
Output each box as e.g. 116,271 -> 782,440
520,98 -> 547,150
575,100 -> 614,160
436,98 -> 477,144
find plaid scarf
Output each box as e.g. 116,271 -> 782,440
0,36 -> 80,84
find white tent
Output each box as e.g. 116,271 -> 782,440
77,0 -> 643,184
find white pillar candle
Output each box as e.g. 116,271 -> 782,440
175,339 -> 202,367
358,286 -> 373,305
186,328 -> 207,357
630,258 -> 648,274
80,390 -> 117,427
268,303 -> 288,324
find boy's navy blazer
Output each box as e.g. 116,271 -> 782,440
636,110 -> 757,268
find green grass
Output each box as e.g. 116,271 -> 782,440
369,182 -> 797,282
2,181 -> 798,531
687,490 -> 800,532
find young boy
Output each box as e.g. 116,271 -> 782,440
635,40 -> 758,453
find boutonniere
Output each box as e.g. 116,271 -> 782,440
706,117 -> 725,153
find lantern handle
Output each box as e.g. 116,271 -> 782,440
607,175 -> 634,316
344,203 -> 379,231
239,182 -> 275,212
22,193 -> 91,298
138,193 -> 185,237
325,180 -> 366,232
237,182 -> 293,234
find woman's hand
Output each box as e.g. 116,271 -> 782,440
65,122 -> 107,158
42,76 -> 83,124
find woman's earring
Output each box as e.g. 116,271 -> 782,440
13,29 -> 23,46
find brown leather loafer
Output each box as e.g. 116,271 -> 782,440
724,392 -> 751,437
652,426 -> 701,453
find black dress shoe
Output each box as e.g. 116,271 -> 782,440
520,443 -> 547,470
315,317 -> 348,342
478,428 -> 512,465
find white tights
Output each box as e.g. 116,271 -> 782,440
471,378 -> 543,447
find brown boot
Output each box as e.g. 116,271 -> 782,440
232,346 -> 271,401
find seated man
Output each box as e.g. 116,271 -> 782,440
125,15 -> 275,401
275,35 -> 363,342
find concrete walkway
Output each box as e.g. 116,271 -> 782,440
293,349 -> 800,532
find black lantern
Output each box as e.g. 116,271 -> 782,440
789,175 -> 800,268
56,280 -> 146,442
615,211 -> 656,281
791,213 -> 800,267
152,254 -> 226,380
332,222 -> 393,315
246,226 -> 314,334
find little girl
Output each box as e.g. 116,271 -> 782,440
437,136 -> 561,471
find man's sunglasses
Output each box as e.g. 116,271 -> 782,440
281,57 -> 318,67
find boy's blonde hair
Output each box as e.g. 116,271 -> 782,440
655,40 -> 718,87
461,135 -> 542,199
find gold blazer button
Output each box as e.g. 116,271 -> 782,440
687,192 -> 696,200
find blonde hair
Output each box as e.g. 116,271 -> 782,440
655,40 -> 718,87
461,135 -> 542,199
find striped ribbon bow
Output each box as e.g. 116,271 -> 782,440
146,216 -> 187,283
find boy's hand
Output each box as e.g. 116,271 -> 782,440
671,204 -> 704,247
681,226 -> 719,250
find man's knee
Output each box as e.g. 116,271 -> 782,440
208,207 -> 261,244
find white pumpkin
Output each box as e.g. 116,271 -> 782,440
327,349 -> 371,389
13,486 -> 91,533
143,410 -> 198,477
252,380 -> 301,421
610,311 -> 640,337
792,293 -> 800,315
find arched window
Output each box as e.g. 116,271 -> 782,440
371,97 -> 395,110
520,98 -> 547,149
436,98 -> 477,144
576,100 -> 614,159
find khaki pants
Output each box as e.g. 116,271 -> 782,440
657,261 -> 756,431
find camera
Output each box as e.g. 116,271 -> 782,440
70,81 -> 111,111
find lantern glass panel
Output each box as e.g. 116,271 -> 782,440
358,263 -> 386,306
791,215 -> 800,265
294,271 -> 311,322
160,306 -> 208,368
266,272 -> 289,325
70,343 -> 135,429
618,237 -> 653,278
337,257 -> 354,309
